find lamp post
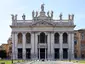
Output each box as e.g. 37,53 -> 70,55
12,56 -> 13,64
11,43 -> 13,64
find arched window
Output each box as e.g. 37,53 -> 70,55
26,33 -> 31,43
40,32 -> 45,43
18,33 -> 22,44
63,33 -> 68,43
54,33 -> 59,43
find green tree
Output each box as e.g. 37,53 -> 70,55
0,50 -> 7,59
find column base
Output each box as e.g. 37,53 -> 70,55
31,54 -> 38,60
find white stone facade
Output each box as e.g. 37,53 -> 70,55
10,4 -> 75,60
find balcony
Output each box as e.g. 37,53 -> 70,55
38,43 -> 47,48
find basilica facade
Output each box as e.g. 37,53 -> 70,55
10,4 -> 75,60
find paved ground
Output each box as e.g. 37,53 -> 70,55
15,60 -> 78,64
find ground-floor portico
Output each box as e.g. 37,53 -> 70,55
12,31 -> 74,60
16,48 -> 71,60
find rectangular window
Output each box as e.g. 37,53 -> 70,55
63,48 -> 68,59
81,33 -> 84,40
54,48 -> 59,59
26,48 -> 31,59
74,33 -> 76,35
18,48 -> 22,59
74,40 -> 77,45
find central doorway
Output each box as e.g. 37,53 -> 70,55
40,48 -> 45,59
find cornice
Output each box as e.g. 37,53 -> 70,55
11,31 -> 74,34
10,25 -> 75,28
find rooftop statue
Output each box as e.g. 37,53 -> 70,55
36,11 -> 38,17
15,14 -> 17,20
41,4 -> 45,11
22,14 -> 25,20
72,14 -> 74,20
11,14 -> 14,21
32,10 -> 35,18
51,11 -> 53,18
47,11 -> 50,17
68,14 -> 71,20
69,14 -> 74,20
59,13 -> 62,20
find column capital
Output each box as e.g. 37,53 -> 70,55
68,31 -> 74,34
12,31 -> 14,34
22,32 -> 26,34
51,31 -> 54,34
47,32 -> 52,34
31,32 -> 35,33
59,32 -> 63,34
12,31 -> 17,34
31,31 -> 38,33
47,31 -> 54,33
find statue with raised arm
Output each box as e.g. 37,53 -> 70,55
11,14 -> 14,21
36,11 -> 38,17
32,10 -> 35,18
41,4 -> 45,11
15,14 -> 17,20
47,11 -> 50,17
22,14 -> 25,20
51,11 -> 53,18
59,13 -> 62,20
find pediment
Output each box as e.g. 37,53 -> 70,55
31,20 -> 55,26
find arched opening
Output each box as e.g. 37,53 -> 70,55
26,33 -> 31,43
54,33 -> 59,43
40,32 -> 45,43
18,33 -> 22,44
63,33 -> 68,43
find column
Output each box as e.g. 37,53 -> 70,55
12,32 -> 15,59
60,32 -> 63,60
47,32 -> 51,60
22,32 -> 26,59
38,48 -> 40,60
68,33 -> 71,60
31,32 -> 35,60
45,34 -> 47,60
15,32 -> 18,59
71,32 -> 74,59
35,33 -> 38,60
45,48 -> 46,60
51,32 -> 54,60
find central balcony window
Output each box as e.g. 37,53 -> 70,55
38,32 -> 47,43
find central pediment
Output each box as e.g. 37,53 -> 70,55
31,20 -> 54,27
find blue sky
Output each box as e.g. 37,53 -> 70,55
0,0 -> 85,45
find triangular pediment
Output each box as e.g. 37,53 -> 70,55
31,20 -> 55,26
